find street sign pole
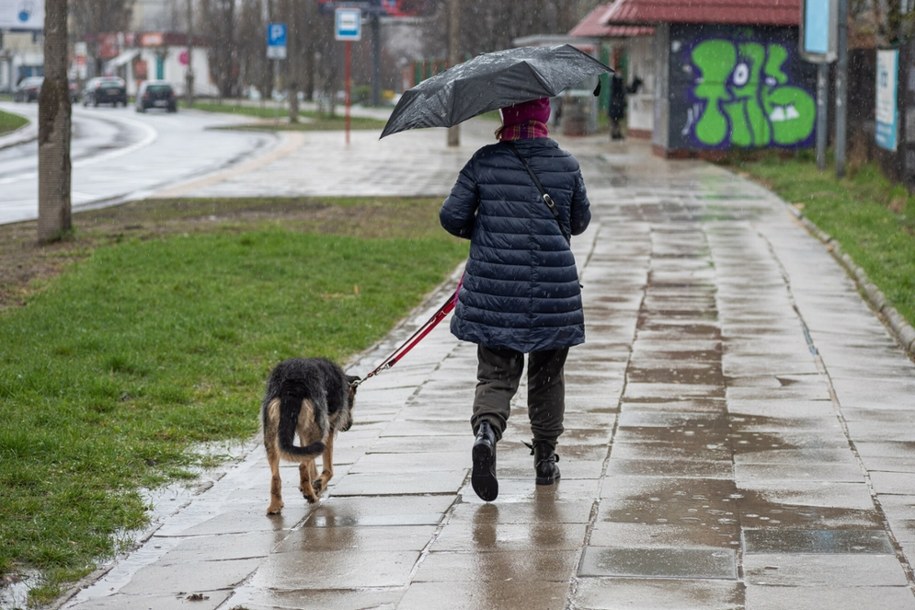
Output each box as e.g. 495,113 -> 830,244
335,7 -> 362,145
267,23 -> 287,122
800,0 -> 838,171
345,40 -> 352,144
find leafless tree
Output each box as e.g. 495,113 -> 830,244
69,0 -> 136,77
201,0 -> 239,98
38,0 -> 71,243
421,0 -> 604,60
236,0 -> 271,99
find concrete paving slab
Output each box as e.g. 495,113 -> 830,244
156,531 -> 286,563
744,553 -> 908,586
397,581 -> 569,610
579,546 -> 737,579
606,458 -> 734,480
276,524 -> 437,553
737,480 -> 876,511
448,499 -> 595,525
303,495 -> 455,527
871,471 -> 915,496
743,528 -> 894,553
734,462 -> 865,484
224,586 -> 402,610
117,557 -> 261,595
248,549 -> 420,589
432,520 -> 588,552
413,549 -> 580,582
65,592 -> 234,610
573,577 -> 743,609
589,521 -> 739,549
744,585 -> 915,610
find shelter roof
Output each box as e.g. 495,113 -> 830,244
569,4 -> 655,38
601,0 -> 801,27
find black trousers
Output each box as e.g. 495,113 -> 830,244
471,345 -> 569,447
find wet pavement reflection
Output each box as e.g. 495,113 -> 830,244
57,128 -> 915,609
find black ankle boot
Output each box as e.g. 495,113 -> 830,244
530,441 -> 560,485
471,421 -> 498,501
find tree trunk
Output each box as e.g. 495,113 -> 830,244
285,0 -> 299,123
38,0 -> 72,244
446,0 -> 460,147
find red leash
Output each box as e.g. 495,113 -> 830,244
353,285 -> 459,387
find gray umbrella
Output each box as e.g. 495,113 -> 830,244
380,44 -> 613,138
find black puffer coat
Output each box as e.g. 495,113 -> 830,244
439,137 -> 591,352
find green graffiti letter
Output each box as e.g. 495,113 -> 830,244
692,40 -> 735,146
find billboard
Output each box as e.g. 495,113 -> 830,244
0,0 -> 44,30
876,48 -> 899,152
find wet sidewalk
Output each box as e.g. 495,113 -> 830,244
58,124 -> 915,609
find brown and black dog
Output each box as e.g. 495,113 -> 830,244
261,358 -> 357,515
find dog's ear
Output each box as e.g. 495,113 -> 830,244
346,375 -> 361,393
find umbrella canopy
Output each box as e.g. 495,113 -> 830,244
380,44 -> 613,138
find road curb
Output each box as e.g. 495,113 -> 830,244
0,121 -> 37,150
786,204 -> 915,360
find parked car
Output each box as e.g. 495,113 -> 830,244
13,76 -> 43,102
135,81 -> 177,113
82,76 -> 127,107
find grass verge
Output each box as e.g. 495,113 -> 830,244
189,100 -> 387,131
0,108 -> 28,136
725,152 -> 914,329
0,196 -> 466,605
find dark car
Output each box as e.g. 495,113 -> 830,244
135,80 -> 177,113
13,76 -> 43,102
83,76 -> 128,107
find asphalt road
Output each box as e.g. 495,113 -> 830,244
0,100 -> 277,225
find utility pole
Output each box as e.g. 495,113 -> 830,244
38,0 -> 71,243
185,0 -> 194,107
835,0 -> 849,178
447,0 -> 460,147
371,11 -> 381,106
815,62 -> 828,170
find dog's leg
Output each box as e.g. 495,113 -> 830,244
264,398 -> 285,515
314,432 -> 336,493
266,443 -> 284,515
299,458 -> 319,503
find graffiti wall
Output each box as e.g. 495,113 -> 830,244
668,25 -> 817,152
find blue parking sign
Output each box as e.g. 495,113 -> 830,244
267,23 -> 287,59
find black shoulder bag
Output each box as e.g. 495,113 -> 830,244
507,142 -> 570,243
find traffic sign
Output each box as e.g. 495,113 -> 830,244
267,23 -> 287,60
335,8 -> 362,41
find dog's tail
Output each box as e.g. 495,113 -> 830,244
280,438 -> 325,458
264,394 -> 326,460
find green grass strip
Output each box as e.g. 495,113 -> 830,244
0,200 -> 465,602
0,108 -> 28,136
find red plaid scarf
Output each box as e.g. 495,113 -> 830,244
497,120 -> 549,141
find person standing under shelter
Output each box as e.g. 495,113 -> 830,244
609,72 -> 643,140
439,97 -> 592,502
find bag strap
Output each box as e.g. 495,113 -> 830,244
506,142 -> 570,242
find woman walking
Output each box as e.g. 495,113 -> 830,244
439,97 -> 592,501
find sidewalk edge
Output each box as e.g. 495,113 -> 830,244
784,203 -> 915,361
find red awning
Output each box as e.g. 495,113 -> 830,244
601,0 -> 801,27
